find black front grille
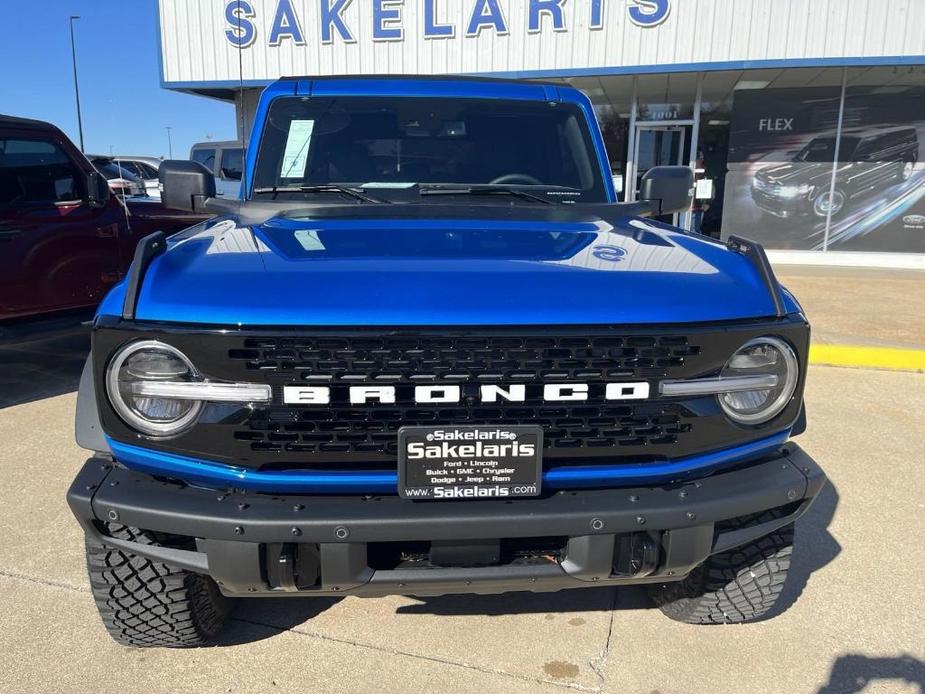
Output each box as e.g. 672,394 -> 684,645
93,319 -> 809,474
228,334 -> 700,460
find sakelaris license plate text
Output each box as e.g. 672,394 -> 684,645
397,426 -> 543,500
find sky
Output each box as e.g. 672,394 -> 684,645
0,0 -> 237,158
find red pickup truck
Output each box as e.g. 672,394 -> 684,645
0,114 -> 207,338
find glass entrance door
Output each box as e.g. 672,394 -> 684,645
633,125 -> 688,224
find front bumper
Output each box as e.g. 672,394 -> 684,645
751,188 -> 810,218
68,444 -> 826,598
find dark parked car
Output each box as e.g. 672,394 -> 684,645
0,114 -> 209,338
751,126 -> 919,218
88,156 -> 146,197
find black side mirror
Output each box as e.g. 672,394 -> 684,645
640,166 -> 695,215
87,171 -> 111,208
159,160 -> 216,212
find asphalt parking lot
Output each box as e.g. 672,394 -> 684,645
1,331 -> 923,693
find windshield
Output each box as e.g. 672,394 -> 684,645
795,136 -> 859,163
252,96 -> 606,202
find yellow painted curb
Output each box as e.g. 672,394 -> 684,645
809,344 -> 925,372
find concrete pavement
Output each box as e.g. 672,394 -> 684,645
0,330 -> 89,408
777,266 -> 925,351
1,363 -> 923,693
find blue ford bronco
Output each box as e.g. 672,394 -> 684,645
68,76 -> 826,647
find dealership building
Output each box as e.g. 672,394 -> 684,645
157,0 -> 925,266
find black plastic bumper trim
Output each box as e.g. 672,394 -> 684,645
69,445 -> 820,544
68,445 -> 825,596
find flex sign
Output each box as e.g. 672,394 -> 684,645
223,0 -> 671,47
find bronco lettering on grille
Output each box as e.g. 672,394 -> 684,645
283,382 -> 650,405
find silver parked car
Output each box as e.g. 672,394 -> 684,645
113,156 -> 163,198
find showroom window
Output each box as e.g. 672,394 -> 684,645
723,66 -> 925,254
566,65 -> 925,255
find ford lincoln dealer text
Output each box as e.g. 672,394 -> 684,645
67,76 -> 826,647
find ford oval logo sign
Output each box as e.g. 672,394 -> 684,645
902,214 -> 925,227
592,245 -> 628,262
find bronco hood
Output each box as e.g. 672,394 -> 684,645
124,206 -> 789,326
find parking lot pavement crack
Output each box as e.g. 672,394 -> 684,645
587,588 -> 617,690
0,569 -> 87,594
229,614 -> 599,692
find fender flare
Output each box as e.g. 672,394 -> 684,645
75,354 -> 110,454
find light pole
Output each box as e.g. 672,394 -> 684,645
69,15 -> 85,152
165,126 -> 174,159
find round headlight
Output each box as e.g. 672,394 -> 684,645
719,337 -> 798,425
106,340 -> 202,436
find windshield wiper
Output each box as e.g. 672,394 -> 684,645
418,186 -> 554,205
252,185 -> 388,203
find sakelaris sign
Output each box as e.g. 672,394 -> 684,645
223,0 -> 671,47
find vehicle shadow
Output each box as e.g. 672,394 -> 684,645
818,654 -> 925,693
217,588 -> 618,648
0,329 -> 90,408
760,479 -> 841,621
218,597 -> 343,646
396,583 -> 620,616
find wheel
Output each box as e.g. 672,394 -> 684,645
85,524 -> 231,647
901,160 -> 915,181
647,515 -> 794,624
812,189 -> 845,218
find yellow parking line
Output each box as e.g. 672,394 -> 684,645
809,344 -> 925,372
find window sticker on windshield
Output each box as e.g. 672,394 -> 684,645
280,120 -> 315,178
294,229 -> 325,251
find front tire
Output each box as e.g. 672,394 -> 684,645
85,525 -> 231,647
647,518 -> 794,624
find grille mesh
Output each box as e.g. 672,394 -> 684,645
237,403 -> 692,455
229,334 -> 699,382
229,334 -> 700,459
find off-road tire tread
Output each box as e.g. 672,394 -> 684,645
85,525 -> 229,647
648,515 -> 794,624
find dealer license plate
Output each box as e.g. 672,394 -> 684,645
397,425 -> 543,500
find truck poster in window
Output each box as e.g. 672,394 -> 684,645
721,86 -> 925,253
